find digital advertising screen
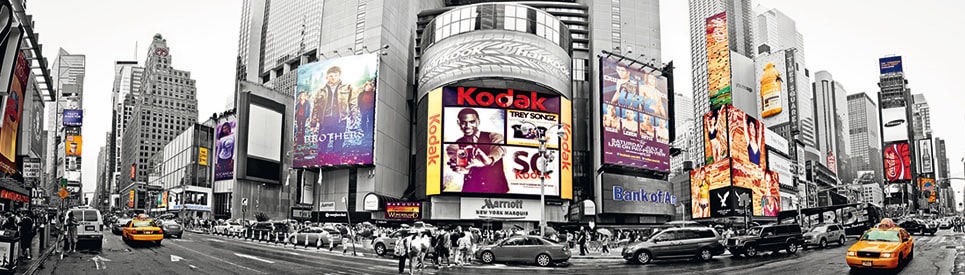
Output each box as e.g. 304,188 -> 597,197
214,120 -> 236,181
710,186 -> 751,217
754,52 -> 790,126
431,86 -> 568,197
881,107 -> 909,142
727,105 -> 766,172
879,56 -> 903,74
293,53 -> 378,168
62,109 -> 83,127
602,173 -> 676,215
884,141 -> 911,182
691,158 -> 731,219
917,139 -> 934,174
703,108 -> 729,164
706,12 -> 732,110
761,170 -> 781,217
0,51 -> 27,173
599,57 -> 670,172
65,135 -> 82,156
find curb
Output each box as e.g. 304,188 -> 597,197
24,235 -> 63,275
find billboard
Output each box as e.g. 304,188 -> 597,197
599,57 -> 671,172
293,53 -> 378,168
0,51 -> 27,173
709,186 -> 751,217
879,56 -> 903,74
728,106 -> 766,172
691,158 -> 731,219
601,173 -> 676,215
755,52 -> 790,126
706,12 -> 732,110
460,197 -> 541,221
883,142 -> 911,182
385,202 -> 421,220
431,86 -> 566,196
63,109 -> 83,126
65,135 -> 82,156
703,107 -> 729,164
920,178 -> 936,203
881,107 -> 908,142
214,120 -> 235,181
198,147 -> 208,166
917,139 -> 934,174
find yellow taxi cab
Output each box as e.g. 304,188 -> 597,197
122,217 -> 165,245
846,219 -> 913,270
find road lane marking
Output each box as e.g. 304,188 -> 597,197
235,253 -> 276,264
171,254 -> 184,262
90,255 -> 111,270
208,239 -> 226,243
166,241 -> 267,274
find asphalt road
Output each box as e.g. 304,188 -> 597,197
29,229 -> 965,275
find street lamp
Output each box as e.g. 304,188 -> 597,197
519,122 -> 565,237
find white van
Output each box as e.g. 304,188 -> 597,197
68,206 -> 103,250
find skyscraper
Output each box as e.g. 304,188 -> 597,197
236,0 -> 323,95
46,48 -> 85,205
754,8 -> 805,64
911,94 -> 931,140
688,0 -> 755,167
877,55 -> 915,212
110,61 -> 143,196
670,92 -> 694,177
120,34 -> 198,189
811,70 -> 849,177
847,92 -> 883,184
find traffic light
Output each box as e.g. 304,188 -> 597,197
59,178 -> 67,188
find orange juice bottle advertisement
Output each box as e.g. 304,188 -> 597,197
760,63 -> 782,118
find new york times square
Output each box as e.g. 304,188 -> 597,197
1,0 -> 963,274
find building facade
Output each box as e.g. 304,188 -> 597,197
46,48 -> 86,206
847,92 -> 883,185
121,34 -> 199,192
876,55 -> 916,212
861,183 -> 883,207
146,123 -> 214,218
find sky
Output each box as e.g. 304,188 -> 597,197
28,0 -> 241,194
660,0 -> 965,211
23,1 -> 965,209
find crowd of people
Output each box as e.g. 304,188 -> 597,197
0,210 -> 43,263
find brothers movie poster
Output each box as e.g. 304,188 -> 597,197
293,54 -> 378,168
439,86 -> 565,196
214,119 -> 236,181
599,57 -> 670,172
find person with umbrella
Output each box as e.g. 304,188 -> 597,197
597,228 -> 612,255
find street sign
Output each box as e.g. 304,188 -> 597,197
23,159 -> 40,178
241,198 -> 248,206
58,187 -> 68,199
60,178 -> 67,188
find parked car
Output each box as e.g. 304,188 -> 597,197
69,206 -> 104,250
898,219 -> 936,235
476,235 -> 570,267
846,227 -> 914,271
287,226 -> 342,247
622,227 -> 725,264
214,221 -> 244,235
802,224 -> 847,249
726,224 -> 804,257
373,228 -> 414,256
939,219 -> 952,230
664,221 -> 705,228
161,220 -> 184,238
112,218 -> 132,235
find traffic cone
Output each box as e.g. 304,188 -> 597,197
316,234 -> 322,249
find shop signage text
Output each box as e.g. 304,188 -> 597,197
612,185 -> 676,205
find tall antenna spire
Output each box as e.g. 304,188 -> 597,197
134,41 -> 138,60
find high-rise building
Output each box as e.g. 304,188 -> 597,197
847,92 -> 883,184
754,8 -> 805,64
688,0 -> 755,167
861,182 -> 884,207
911,94 -> 931,140
110,61 -> 143,196
811,70 -> 849,178
935,137 -> 948,180
46,48 -> 85,205
121,34 -> 198,190
670,92 -> 694,177
237,0 -> 323,95
877,55 -> 915,212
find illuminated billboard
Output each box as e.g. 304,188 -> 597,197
63,109 -> 83,126
920,178 -> 936,203
703,107 -> 729,164
881,107 -> 908,142
883,142 -> 911,182
599,57 -> 671,172
293,53 -> 378,168
879,56 -> 903,74
214,120 -> 235,181
0,51 -> 27,173
691,158 -> 731,219
754,52 -> 790,126
706,12 -> 732,110
427,86 -> 568,197
727,106 -> 766,172
65,135 -> 83,156
917,139 -> 934,174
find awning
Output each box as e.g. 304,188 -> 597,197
361,192 -> 402,211
0,178 -> 29,196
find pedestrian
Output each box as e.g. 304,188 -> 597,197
341,225 -> 351,254
407,232 -> 422,274
65,211 -> 78,253
19,212 -> 34,260
601,234 -> 610,255
458,230 -> 472,265
435,230 -> 450,268
577,228 -> 588,256
394,232 -> 410,274
450,227 -> 463,265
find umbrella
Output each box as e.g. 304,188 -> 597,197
596,228 -> 612,236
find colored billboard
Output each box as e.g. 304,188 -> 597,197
879,56 -> 903,74
706,12 -> 732,110
0,51 -> 27,173
920,178 -> 936,203
63,109 -> 83,126
881,107 -> 908,142
432,86 -> 567,196
703,107 -> 729,164
602,173 -> 676,215
199,147 -> 208,166
754,52 -> 790,126
65,135 -> 82,156
385,202 -> 421,220
883,142 -> 911,182
917,139 -> 934,174
600,57 -> 671,172
761,170 -> 781,216
214,120 -> 235,181
691,158 -> 731,219
727,106 -> 766,172
293,53 -> 379,168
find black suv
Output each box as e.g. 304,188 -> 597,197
726,224 -> 804,257
622,227 -> 725,264
898,219 -> 937,236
